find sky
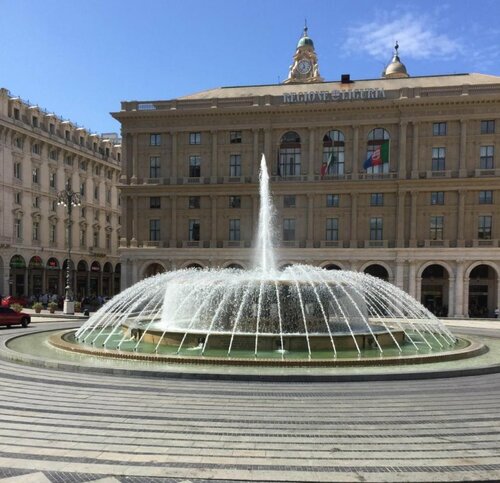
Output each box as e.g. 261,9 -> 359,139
1,0 -> 499,134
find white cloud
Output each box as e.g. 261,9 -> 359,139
343,12 -> 462,61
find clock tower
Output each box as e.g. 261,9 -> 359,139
284,25 -> 323,84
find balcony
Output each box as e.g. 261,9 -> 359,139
425,170 -> 452,178
475,168 -> 499,177
320,240 -> 342,248
472,238 -> 498,247
223,240 -> 244,248
281,240 -> 301,248
182,240 -> 204,248
358,172 -> 397,180
364,240 -> 388,248
142,240 -> 162,248
271,175 -> 309,182
424,239 -> 450,247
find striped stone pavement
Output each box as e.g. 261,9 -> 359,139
0,323 -> 498,481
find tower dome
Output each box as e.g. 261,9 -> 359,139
382,42 -> 409,79
297,26 -> 314,48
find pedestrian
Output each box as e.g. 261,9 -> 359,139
495,307 -> 499,318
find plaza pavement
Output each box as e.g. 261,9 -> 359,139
0,318 -> 498,482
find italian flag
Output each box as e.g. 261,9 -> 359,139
320,151 -> 334,177
363,141 -> 389,169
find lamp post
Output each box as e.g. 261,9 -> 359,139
57,188 -> 81,314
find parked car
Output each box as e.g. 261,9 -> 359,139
1,296 -> 28,308
0,307 -> 31,327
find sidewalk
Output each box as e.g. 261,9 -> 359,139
22,308 -> 88,320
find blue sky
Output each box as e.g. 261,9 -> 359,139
1,0 -> 499,134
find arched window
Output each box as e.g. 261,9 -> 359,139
365,128 -> 390,174
322,130 -> 345,176
279,131 -> 301,176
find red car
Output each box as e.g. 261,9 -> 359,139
0,307 -> 31,327
1,296 -> 28,308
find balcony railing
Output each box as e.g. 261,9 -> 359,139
223,240 -> 244,248
424,239 -> 450,247
472,238 -> 498,247
364,240 -> 388,248
320,240 -> 342,248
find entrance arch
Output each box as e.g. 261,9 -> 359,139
76,260 -> 89,299
46,258 -> 60,294
103,262 -> 113,297
322,263 -> 342,271
185,263 -> 204,270
10,255 -> 27,296
363,264 -> 389,281
225,263 -> 245,270
90,261 -> 101,296
420,264 -> 450,317
28,256 -> 44,296
467,264 -> 498,317
143,263 -> 166,278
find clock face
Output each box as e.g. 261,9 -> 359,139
297,59 -> 312,75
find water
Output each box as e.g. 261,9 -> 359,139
75,155 -> 456,359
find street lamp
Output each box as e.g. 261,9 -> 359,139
57,188 -> 81,314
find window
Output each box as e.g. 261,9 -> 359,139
431,191 -> 445,205
480,120 -> 495,134
93,142 -> 97,151
52,200 -> 57,212
326,218 -> 339,241
150,197 -> 161,209
80,229 -> 86,247
189,155 -> 201,177
189,132 -> 201,145
106,233 -> 111,249
107,170 -> 112,180
188,196 -> 200,209
284,195 -> 296,208
230,131 -> 242,143
49,150 -> 57,161
14,192 -> 21,204
14,137 -> 23,149
80,182 -> 85,196
80,160 -> 87,171
106,190 -> 111,203
430,216 -> 444,240
478,215 -> 492,239
432,147 -> 446,171
150,133 -> 161,146
93,230 -> 99,247
229,154 -> 241,176
64,155 -> 73,166
79,136 -> 84,146
370,217 -> 383,240
279,131 -> 301,176
189,219 -> 200,241
229,195 -> 241,208
322,130 -> 345,175
149,156 -> 160,178
49,172 -> 56,189
105,147 -> 110,157
433,122 -> 447,136
49,123 -> 55,134
32,221 -> 39,241
370,193 -> 384,206
32,167 -> 39,184
479,190 -> 493,204
13,108 -> 19,120
80,207 -> 86,217
32,143 -> 40,155
65,130 -> 70,140
14,162 -> 21,179
50,224 -> 56,243
326,194 -> 339,207
32,196 -> 40,208
14,218 -> 22,239
94,165 -> 100,176
105,214 -> 110,224
32,116 -> 38,128
229,219 -> 240,241
283,218 -> 296,241
366,128 -> 390,174
480,146 -> 494,169
94,186 -> 99,200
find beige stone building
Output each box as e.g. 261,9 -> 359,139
0,88 -> 121,299
114,30 -> 500,318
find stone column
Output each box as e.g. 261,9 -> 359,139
457,189 -> 466,247
463,274 -> 470,318
130,196 -> 138,247
409,191 -> 418,247
264,129 -> 272,171
398,121 -> 407,179
252,129 -> 260,178
170,132 -> 177,180
454,261 -> 465,317
408,261 -> 417,298
131,134 -> 138,184
351,126 -> 359,180
169,196 -> 177,248
411,122 -> 419,179
307,194 -> 314,247
459,120 -> 467,177
448,276 -> 455,318
416,276 -> 422,303
210,195 -> 217,248
396,191 -> 406,248
349,193 -> 358,248
211,130 -> 218,180
308,128 -> 315,179
395,259 -> 404,290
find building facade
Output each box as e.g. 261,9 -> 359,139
114,31 -> 500,318
0,88 -> 121,299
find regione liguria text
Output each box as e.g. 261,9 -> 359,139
283,88 -> 386,103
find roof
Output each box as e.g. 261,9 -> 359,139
174,73 -> 500,101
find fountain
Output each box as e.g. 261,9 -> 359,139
71,156 -> 459,365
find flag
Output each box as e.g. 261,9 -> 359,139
320,151 -> 334,177
363,141 -> 389,169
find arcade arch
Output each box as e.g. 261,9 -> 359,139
467,263 -> 498,318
